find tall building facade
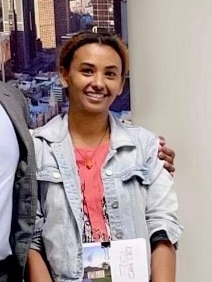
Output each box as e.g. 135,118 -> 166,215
69,0 -> 93,33
70,0 -> 93,14
0,1 -> 3,31
113,0 -> 127,43
91,0 -> 114,32
0,32 -> 12,81
1,0 -> 36,71
34,0 -> 70,49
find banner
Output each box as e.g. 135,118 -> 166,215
1,0 -> 131,126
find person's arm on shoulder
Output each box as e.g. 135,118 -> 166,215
158,136 -> 175,175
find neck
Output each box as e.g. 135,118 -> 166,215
68,110 -> 110,148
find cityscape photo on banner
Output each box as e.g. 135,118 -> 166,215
0,0 -> 131,127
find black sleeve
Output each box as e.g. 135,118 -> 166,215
150,230 -> 177,250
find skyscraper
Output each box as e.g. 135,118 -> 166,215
0,1 -> 3,31
34,0 -> 70,49
91,0 -> 114,32
1,0 -> 36,71
113,0 -> 128,43
0,32 -> 12,81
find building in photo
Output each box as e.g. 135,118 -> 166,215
0,32 -> 12,81
34,0 -> 70,49
69,0 -> 93,33
113,0 -> 128,43
1,0 -> 36,71
0,1 -> 3,31
91,0 -> 114,32
84,266 -> 105,280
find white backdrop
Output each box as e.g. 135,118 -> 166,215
127,1 -> 212,281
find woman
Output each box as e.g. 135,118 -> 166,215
27,31 -> 182,282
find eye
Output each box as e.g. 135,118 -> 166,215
81,68 -> 93,76
105,71 -> 117,78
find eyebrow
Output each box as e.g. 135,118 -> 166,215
80,62 -> 119,70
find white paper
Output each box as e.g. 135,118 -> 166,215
109,238 -> 148,282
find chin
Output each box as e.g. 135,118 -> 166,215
84,106 -> 109,115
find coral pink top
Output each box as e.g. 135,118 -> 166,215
74,142 -> 110,242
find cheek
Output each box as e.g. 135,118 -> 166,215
111,81 -> 123,96
67,75 -> 90,90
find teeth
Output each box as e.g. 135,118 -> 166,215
86,93 -> 105,99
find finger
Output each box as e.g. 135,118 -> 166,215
158,152 -> 174,164
159,136 -> 166,146
161,146 -> 175,159
163,161 -> 175,174
159,135 -> 165,141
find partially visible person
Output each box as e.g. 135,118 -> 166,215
0,82 -> 37,282
27,32 -> 182,282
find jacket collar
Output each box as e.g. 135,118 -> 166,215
33,112 -> 136,149
108,112 -> 136,150
32,113 -> 68,142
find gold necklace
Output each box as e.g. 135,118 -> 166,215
73,125 -> 109,169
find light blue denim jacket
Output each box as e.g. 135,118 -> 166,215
31,113 -> 183,282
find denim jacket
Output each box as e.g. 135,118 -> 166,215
31,113 -> 183,282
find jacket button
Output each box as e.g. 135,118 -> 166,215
105,169 -> 113,176
53,172 -> 60,179
115,231 -> 123,239
111,201 -> 119,209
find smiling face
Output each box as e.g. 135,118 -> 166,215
60,43 -> 124,115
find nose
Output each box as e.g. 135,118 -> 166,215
91,72 -> 105,90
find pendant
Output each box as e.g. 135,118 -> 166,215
85,159 -> 93,169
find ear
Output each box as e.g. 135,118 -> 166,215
59,66 -> 69,88
116,79 -> 125,96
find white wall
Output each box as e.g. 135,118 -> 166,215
127,1 -> 212,281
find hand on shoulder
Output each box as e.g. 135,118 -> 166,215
158,136 -> 175,175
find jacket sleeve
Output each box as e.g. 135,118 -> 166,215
144,135 -> 183,245
30,182 -> 45,253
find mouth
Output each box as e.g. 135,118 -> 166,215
85,92 -> 108,100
